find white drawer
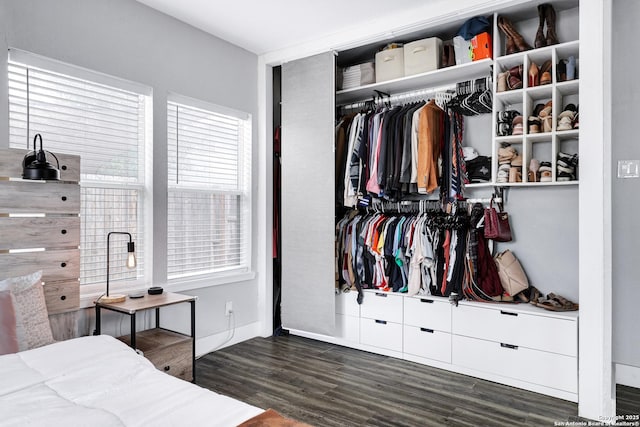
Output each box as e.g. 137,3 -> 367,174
335,292 -> 360,316
403,296 -> 451,332
452,304 -> 577,356
452,335 -> 577,394
403,325 -> 451,363
335,314 -> 359,343
360,292 -> 403,324
360,318 -> 402,352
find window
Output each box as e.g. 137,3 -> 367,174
167,96 -> 251,280
8,49 -> 151,289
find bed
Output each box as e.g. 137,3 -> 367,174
0,335 -> 264,426
0,148 -> 313,426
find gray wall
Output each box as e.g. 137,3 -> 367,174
612,0 -> 640,368
0,0 -> 259,345
464,186 -> 579,301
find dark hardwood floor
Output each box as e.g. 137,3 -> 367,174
197,335 -> 640,426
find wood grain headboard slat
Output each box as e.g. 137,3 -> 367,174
0,181 -> 80,214
0,148 -> 80,182
43,280 -> 80,315
0,217 -> 80,250
0,249 -> 80,283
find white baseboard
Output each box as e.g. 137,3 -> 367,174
616,363 -> 640,389
195,321 -> 261,358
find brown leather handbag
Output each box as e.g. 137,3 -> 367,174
483,199 -> 512,242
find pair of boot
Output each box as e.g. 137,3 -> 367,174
534,3 -> 560,49
497,16 -> 531,55
498,4 -> 560,55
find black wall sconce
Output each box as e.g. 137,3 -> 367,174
22,134 -> 61,180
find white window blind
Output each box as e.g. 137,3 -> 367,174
8,51 -> 149,287
167,99 -> 251,280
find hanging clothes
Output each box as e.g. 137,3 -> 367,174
337,98 -> 450,207
417,100 -> 445,195
335,206 -> 471,303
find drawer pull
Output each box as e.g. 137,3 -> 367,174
374,293 -> 387,297
420,298 -> 434,304
420,328 -> 434,333
375,320 -> 387,325
164,365 -> 171,371
60,295 -> 66,301
500,310 -> 518,317
500,343 -> 518,350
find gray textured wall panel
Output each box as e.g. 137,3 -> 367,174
281,52 -> 336,335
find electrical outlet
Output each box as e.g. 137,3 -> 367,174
225,301 -> 233,316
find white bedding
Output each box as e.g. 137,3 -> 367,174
0,335 -> 263,426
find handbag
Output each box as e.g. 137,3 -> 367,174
483,198 -> 512,242
494,250 -> 529,297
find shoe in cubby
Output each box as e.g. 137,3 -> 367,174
496,109 -> 520,136
557,103 -> 578,131
539,161 -> 553,182
557,152 -> 578,181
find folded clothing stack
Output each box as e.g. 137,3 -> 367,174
339,62 -> 375,90
466,155 -> 492,183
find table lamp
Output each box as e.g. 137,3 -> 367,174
100,231 -> 136,303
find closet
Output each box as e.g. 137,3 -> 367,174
280,0 -> 580,402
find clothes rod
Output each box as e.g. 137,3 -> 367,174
465,198 -> 502,204
338,83 -> 455,110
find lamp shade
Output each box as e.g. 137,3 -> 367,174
22,134 -> 61,181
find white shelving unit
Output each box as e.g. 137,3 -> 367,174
492,40 -> 580,186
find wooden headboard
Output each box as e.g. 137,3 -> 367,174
0,148 -> 81,317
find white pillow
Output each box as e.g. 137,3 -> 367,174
0,271 -> 54,351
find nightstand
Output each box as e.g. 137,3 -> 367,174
95,292 -> 197,382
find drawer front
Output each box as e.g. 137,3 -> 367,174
145,340 -> 193,381
43,280 -> 79,314
360,292 -> 403,323
336,292 -> 360,316
0,181 -> 80,214
452,305 -> 577,356
452,335 -> 577,393
0,249 -> 80,284
403,325 -> 451,363
403,297 -> 451,332
335,314 -> 359,343
360,318 -> 402,352
0,216 -> 80,251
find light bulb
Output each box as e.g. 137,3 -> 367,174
127,252 -> 137,269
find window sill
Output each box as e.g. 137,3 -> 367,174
166,270 -> 256,292
78,271 -> 256,309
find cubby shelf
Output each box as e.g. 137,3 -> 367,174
492,39 -> 579,186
